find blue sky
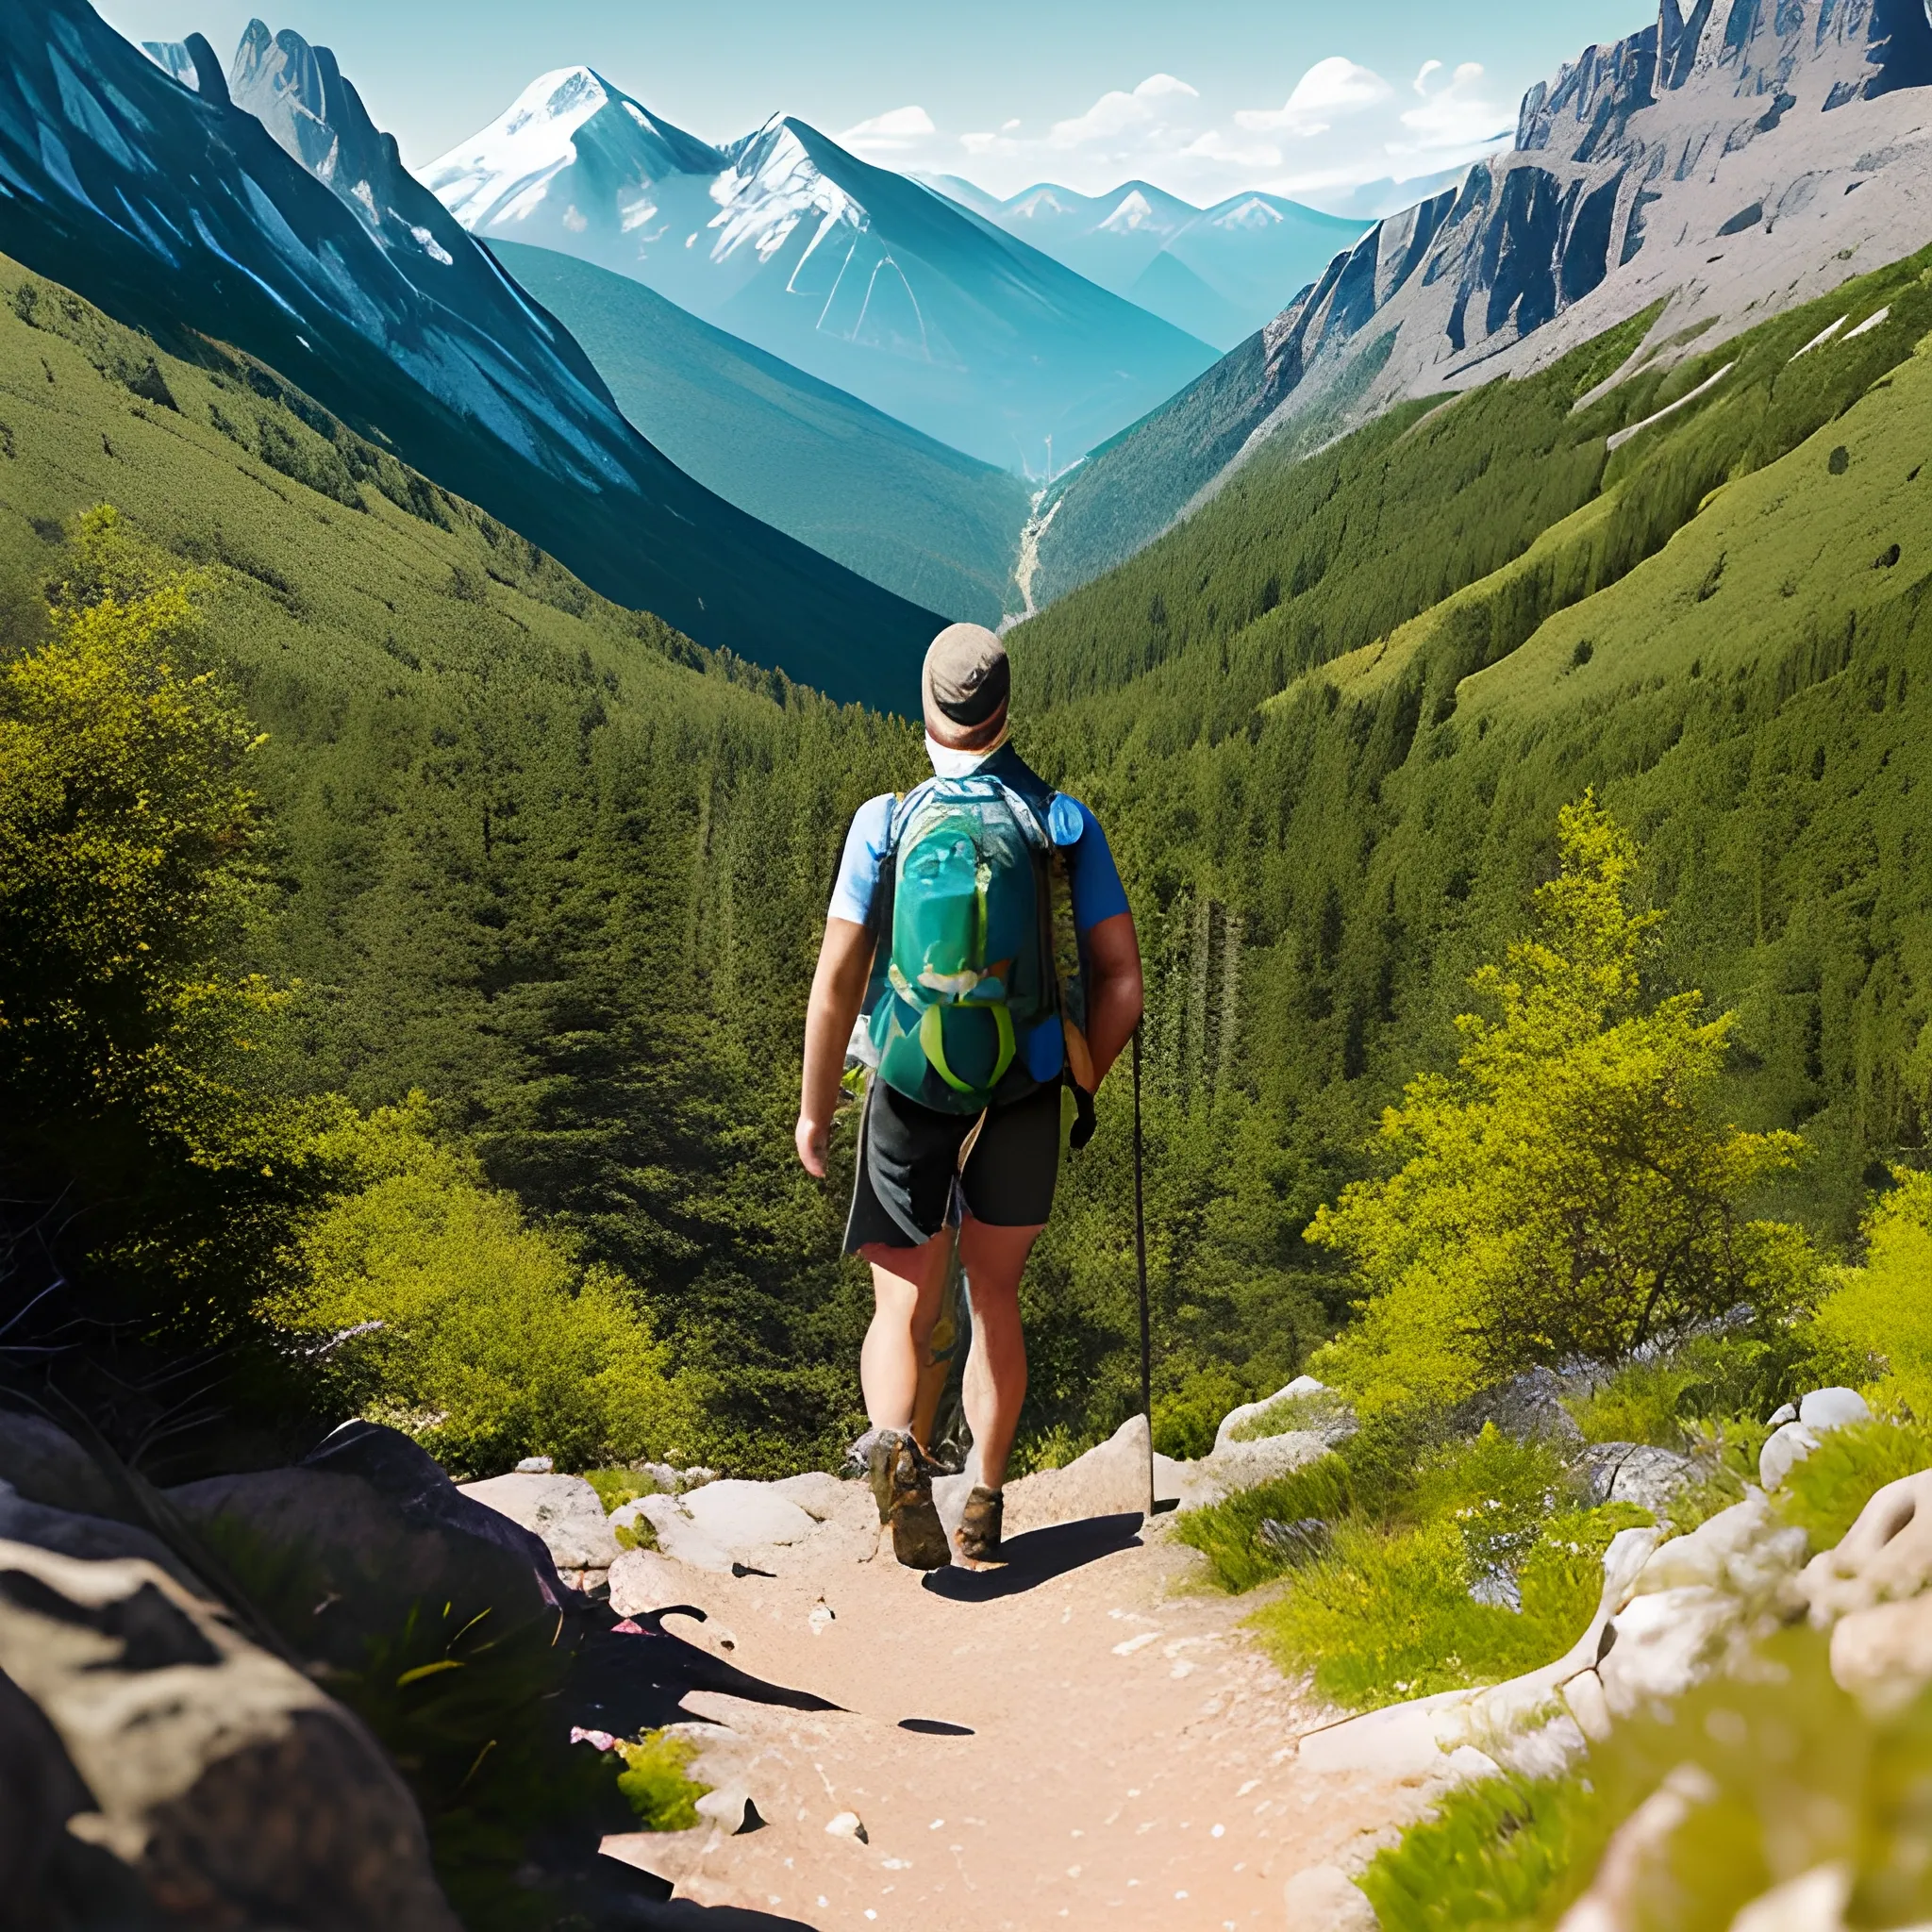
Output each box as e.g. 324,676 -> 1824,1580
96,0 -> 1656,207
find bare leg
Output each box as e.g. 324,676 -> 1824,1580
958,1217 -> 1044,1491
858,1234 -> 952,1439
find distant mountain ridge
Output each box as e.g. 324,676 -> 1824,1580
1029,0 -> 1932,608
425,70 -> 1219,474
0,4 -> 940,708
922,175 -> 1370,350
490,239 -> 1030,625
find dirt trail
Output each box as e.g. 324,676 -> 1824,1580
603,1515 -> 1434,1929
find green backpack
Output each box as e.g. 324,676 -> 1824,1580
864,774 -> 1069,1114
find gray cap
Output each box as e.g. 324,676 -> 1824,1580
923,623 -> 1010,728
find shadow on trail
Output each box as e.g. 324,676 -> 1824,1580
568,1606 -> 845,1739
585,1853 -> 819,1928
921,1511 -> 1145,1601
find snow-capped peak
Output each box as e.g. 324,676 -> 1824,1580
1100,189 -> 1161,233
1210,195 -> 1285,231
708,115 -> 862,269
1008,187 -> 1081,220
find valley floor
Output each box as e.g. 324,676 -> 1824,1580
604,1515 -> 1432,1929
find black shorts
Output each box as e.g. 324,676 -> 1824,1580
844,1076 -> 1065,1253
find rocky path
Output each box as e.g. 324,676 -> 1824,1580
600,1510 -> 1433,1929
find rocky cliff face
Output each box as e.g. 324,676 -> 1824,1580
1033,0 -> 1932,607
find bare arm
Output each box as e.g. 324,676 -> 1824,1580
1081,909 -> 1144,1091
795,916 -> 874,1177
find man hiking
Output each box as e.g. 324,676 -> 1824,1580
794,624 -> 1144,1569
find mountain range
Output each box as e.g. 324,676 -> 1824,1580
1027,0 -> 1932,607
424,70 -> 1220,475
489,239 -> 1029,625
923,175 -> 1369,350
0,4 -> 941,707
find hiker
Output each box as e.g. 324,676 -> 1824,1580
794,624 -> 1144,1570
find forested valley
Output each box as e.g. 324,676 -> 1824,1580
8,236 -> 1932,1480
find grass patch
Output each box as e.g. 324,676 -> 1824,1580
1226,1389 -> 1351,1442
583,1467 -> 665,1514
1250,1503 -> 1646,1710
1360,1772 -> 1600,1932
614,1730 -> 710,1832
1174,1456 -> 1354,1592
1774,1417 -> 1932,1550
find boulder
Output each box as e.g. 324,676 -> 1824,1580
681,1480 -> 818,1551
1798,1388 -> 1871,1431
0,1533 -> 458,1929
0,1482 -> 205,1595
302,1421 -> 575,1605
1620,1491 -> 1807,1610
458,1472 -> 619,1582
607,1546 -> 698,1618
1598,1586 -> 1750,1716
1582,1442 -> 1697,1515
639,1494 -> 734,1574
1283,1862 -> 1377,1931
0,1410 -> 122,1520
1798,1467 -> 1932,1626
769,1471 -> 853,1521
1003,1414 -> 1153,1535
1829,1594 -> 1932,1713
1759,1390 -> 1873,1491
1759,1422 -> 1822,1491
1179,1431 -> 1335,1511
165,1467 -> 554,1671
1459,1367 -> 1586,1448
1214,1375 -> 1331,1452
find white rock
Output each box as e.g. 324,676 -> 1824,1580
640,1494 -> 733,1574
514,1456 -> 554,1474
1766,1403 -> 1799,1429
694,1785 -> 758,1835
1798,1388 -> 1871,1431
1598,1586 -> 1743,1715
1297,1688 -> 1474,1777
824,1809 -> 867,1841
769,1471 -> 851,1521
1800,1468 -> 1932,1631
1726,1861 -> 1852,1932
1561,1669 -> 1613,1742
607,1546 -> 694,1617
1444,1745 -> 1504,1781
1003,1414 -> 1153,1535
1282,1861 -> 1376,1932
681,1480 -> 818,1551
1215,1376 -> 1328,1453
458,1473 -> 617,1573
1758,1422 -> 1821,1491
1627,1491 -> 1807,1608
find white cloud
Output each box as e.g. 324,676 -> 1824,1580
868,53 -> 1510,212
1236,58 -> 1393,138
840,104 -> 937,155
1395,61 -> 1510,156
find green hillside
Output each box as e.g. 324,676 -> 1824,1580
1009,243 -> 1932,1398
0,252 -> 923,1468
492,241 -> 1031,627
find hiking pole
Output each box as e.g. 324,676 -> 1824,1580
1133,1023 -> 1157,1518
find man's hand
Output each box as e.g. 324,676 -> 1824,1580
795,1113 -> 829,1177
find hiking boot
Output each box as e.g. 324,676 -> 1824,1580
957,1485 -> 1005,1567
887,1436 -> 951,1572
860,1428 -> 900,1526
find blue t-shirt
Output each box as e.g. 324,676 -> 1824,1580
828,749 -> 1129,935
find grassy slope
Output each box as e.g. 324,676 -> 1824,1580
491,241 -> 1030,628
0,251 -> 920,1466
1014,250 -> 1932,1281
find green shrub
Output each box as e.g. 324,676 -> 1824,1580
1360,1772 -> 1600,1932
1174,1456 -> 1354,1593
1814,1169 -> 1932,1417
1152,1364 -> 1254,1459
1564,1336 -> 1804,1451
268,1097 -> 689,1477
582,1467 -> 664,1513
615,1731 -> 709,1831
1774,1418 -> 1932,1550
